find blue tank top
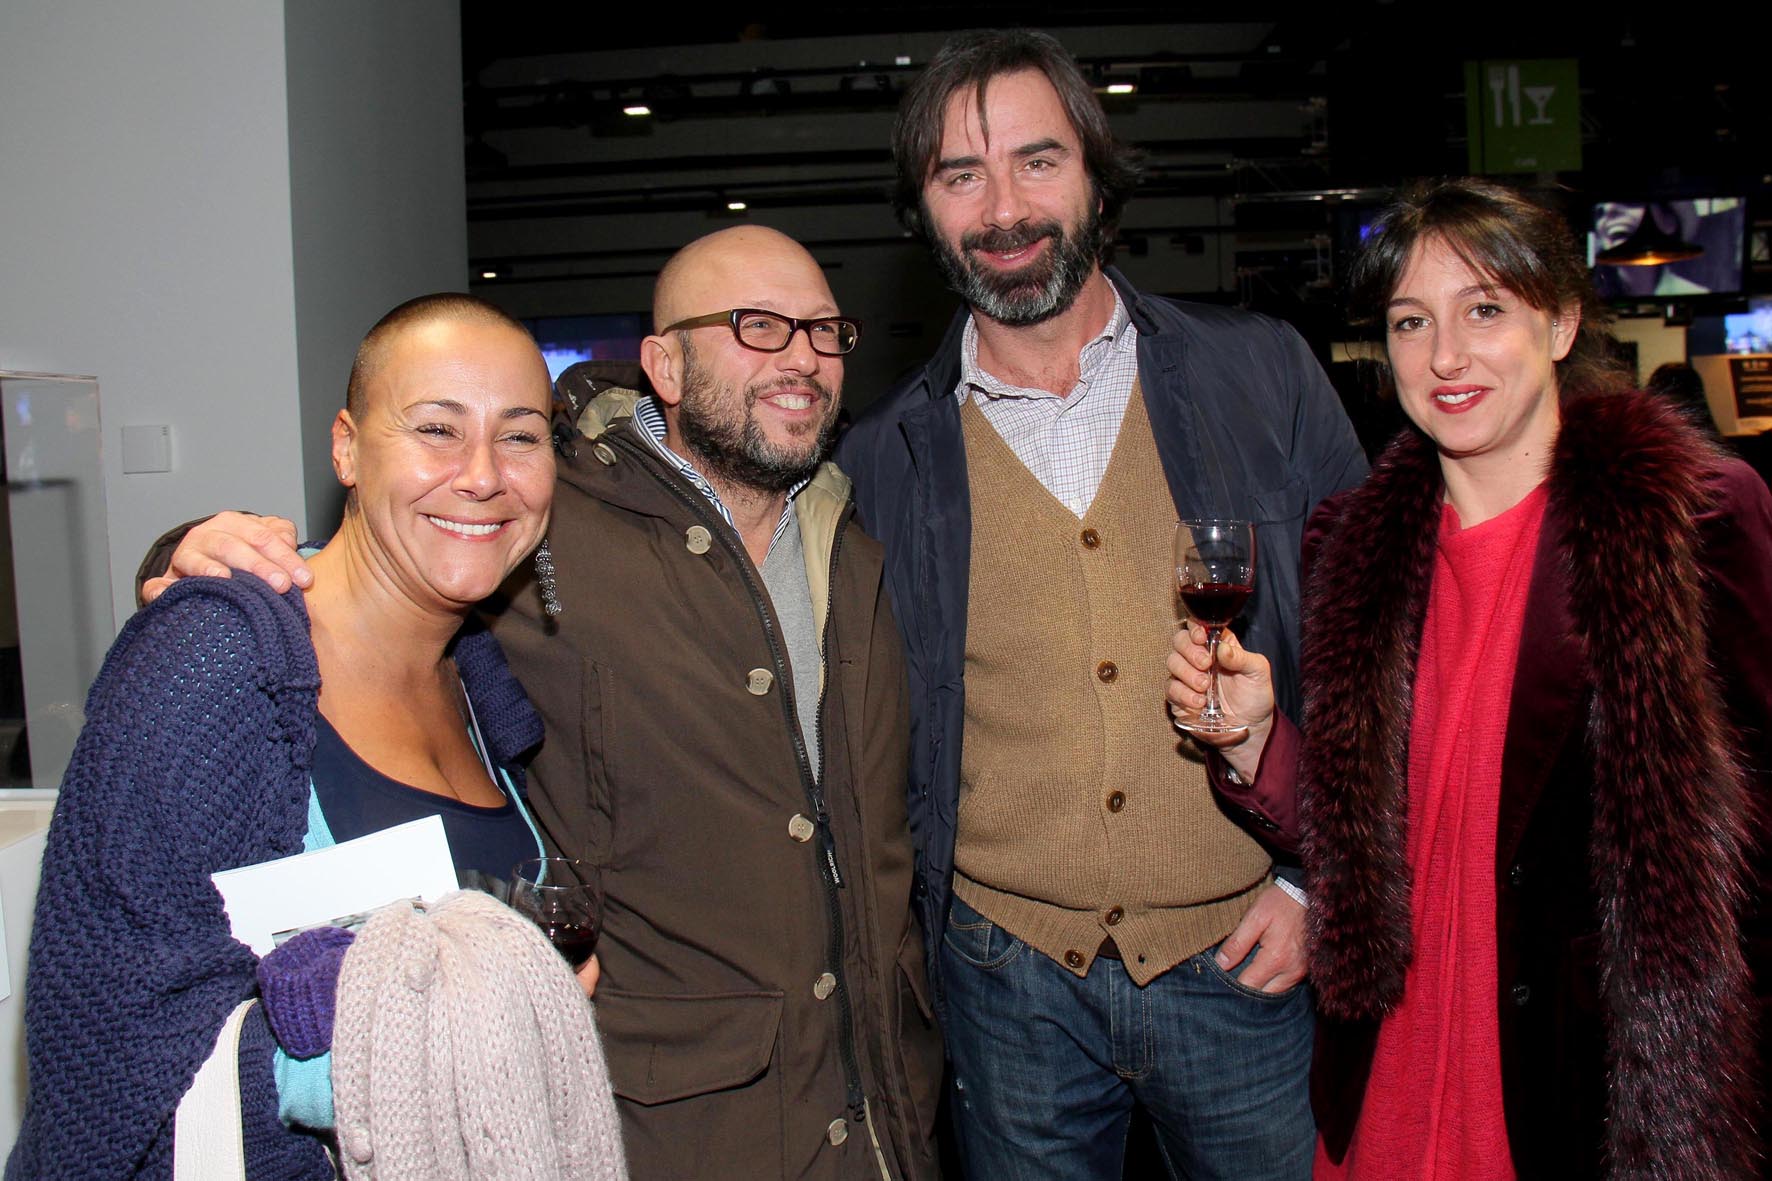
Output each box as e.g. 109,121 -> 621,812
308,712 -> 539,897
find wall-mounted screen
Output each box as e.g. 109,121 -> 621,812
522,313 -> 649,382
1723,296 -> 1772,354
1588,198 -> 1746,300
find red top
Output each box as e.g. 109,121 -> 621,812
1316,484 -> 1548,1180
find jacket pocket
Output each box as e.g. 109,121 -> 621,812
889,924 -> 943,1156
583,660 -> 616,851
595,988 -> 784,1105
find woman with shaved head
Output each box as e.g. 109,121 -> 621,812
8,295 -> 621,1178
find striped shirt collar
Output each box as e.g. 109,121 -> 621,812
958,285 -> 1133,403
631,394 -> 803,552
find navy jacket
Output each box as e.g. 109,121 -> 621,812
835,268 -> 1369,1004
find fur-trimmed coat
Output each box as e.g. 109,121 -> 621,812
1296,391 -> 1772,1178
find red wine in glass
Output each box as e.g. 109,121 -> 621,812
543,921 -> 599,968
510,857 -> 600,968
1178,582 -> 1253,629
1173,520 -> 1256,738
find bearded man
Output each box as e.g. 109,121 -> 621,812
140,226 -> 942,1180
835,31 -> 1368,1180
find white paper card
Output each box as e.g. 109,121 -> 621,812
211,816 -> 458,956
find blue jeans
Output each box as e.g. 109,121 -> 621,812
941,893 -> 1314,1181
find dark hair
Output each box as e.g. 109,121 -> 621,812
345,292 -> 533,416
891,29 -> 1143,263
1646,361 -> 1705,403
1346,178 -> 1631,400
1646,361 -> 1721,438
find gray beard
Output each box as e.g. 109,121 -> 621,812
930,209 -> 1102,327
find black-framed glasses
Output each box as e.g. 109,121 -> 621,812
661,308 -> 861,356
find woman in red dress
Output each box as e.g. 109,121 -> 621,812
1170,178 -> 1772,1178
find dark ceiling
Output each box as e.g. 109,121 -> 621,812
456,2 -> 1771,388
460,3 -> 1770,208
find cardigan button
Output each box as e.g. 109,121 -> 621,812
1508,864 -> 1525,887
1064,949 -> 1085,970
1105,906 -> 1124,926
788,813 -> 816,843
1096,660 -> 1118,683
1105,790 -> 1126,813
403,952 -> 435,991
342,1126 -> 374,1163
1080,528 -> 1102,549
1511,983 -> 1531,1007
745,668 -> 774,695
685,525 -> 712,555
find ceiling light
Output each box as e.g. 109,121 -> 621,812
1105,83 -> 1135,95
479,270 -> 498,279
622,105 -> 651,117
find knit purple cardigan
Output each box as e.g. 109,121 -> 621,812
6,573 -> 542,1179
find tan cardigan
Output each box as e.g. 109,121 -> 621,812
953,389 -> 1270,984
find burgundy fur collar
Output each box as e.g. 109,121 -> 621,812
1298,390 -> 1757,1175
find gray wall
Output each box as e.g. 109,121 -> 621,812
0,0 -> 468,626
0,1 -> 308,627
286,0 -> 468,530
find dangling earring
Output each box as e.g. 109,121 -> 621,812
534,539 -> 562,618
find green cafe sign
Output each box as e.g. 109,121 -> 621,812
1465,59 -> 1581,175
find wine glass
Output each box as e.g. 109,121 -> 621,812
1172,519 -> 1256,738
509,857 -> 600,967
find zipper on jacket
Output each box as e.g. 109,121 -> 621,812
612,429 -> 869,1127
815,523 -> 867,1123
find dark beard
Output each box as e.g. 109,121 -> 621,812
676,341 -> 836,494
929,208 -> 1102,327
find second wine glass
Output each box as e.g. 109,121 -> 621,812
509,857 -> 600,967
1172,519 -> 1256,738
